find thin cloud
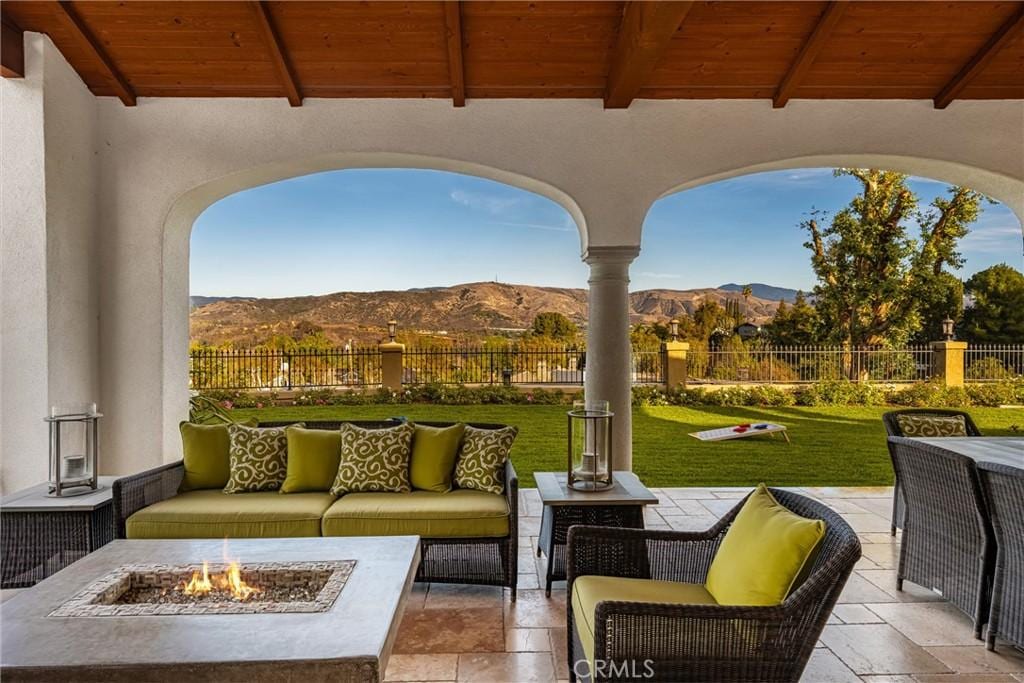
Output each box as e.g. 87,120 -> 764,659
960,223 -> 1024,253
638,271 -> 682,279
450,189 -> 522,214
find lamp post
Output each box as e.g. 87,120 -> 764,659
669,319 -> 679,341
942,317 -> 955,341
387,319 -> 397,342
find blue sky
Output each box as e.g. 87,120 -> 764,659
190,167 -> 1023,297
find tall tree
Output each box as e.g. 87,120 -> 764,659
764,291 -> 819,345
530,311 -> 579,342
961,264 -> 1024,343
804,169 -> 985,345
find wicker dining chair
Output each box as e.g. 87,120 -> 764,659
887,437 -> 994,639
977,462 -> 1024,652
882,409 -> 983,535
566,488 -> 861,683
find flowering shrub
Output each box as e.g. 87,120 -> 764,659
198,378 -> 1023,410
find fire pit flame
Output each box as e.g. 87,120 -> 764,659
180,560 -> 261,601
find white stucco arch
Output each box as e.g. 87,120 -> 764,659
161,153 -> 589,461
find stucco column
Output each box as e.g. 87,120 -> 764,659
663,341 -> 690,389
584,246 -> 639,472
931,340 -> 967,387
379,341 -> 405,391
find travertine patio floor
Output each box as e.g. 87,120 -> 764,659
387,486 -> 1024,683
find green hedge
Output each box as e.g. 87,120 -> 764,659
633,379 -> 1024,408
198,378 -> 1024,411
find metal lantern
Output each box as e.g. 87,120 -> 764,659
567,399 -> 613,491
46,404 -> 102,497
387,319 -> 398,342
942,317 -> 955,341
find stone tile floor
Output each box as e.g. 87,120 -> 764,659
387,486 -> 1024,683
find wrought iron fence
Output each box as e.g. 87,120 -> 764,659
189,347 -> 382,390
685,344 -> 934,384
402,346 -> 587,385
631,348 -> 666,384
964,344 -> 1024,381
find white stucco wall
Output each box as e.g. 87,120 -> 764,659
2,33 -> 1023,489
0,35 -> 99,493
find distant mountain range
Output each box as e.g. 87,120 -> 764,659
190,282 -> 785,346
718,283 -> 802,303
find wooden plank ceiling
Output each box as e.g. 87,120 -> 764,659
2,1 -> 1022,108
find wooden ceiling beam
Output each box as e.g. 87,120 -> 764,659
56,1 -> 135,105
604,1 -> 693,109
443,1 -> 465,107
773,1 -> 848,109
251,1 -> 302,107
1,13 -> 25,78
934,5 -> 1024,109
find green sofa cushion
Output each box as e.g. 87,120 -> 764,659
572,575 -> 717,671
321,489 -> 509,538
454,425 -> 518,494
281,426 -> 342,493
224,423 -> 293,493
705,484 -> 826,606
125,490 -> 335,539
179,420 -> 255,492
330,422 -> 414,496
409,423 -> 465,493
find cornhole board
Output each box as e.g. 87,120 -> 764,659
689,424 -> 789,443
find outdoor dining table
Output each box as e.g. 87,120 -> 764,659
907,437 -> 1024,470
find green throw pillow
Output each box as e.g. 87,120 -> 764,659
409,423 -> 466,493
705,484 -> 826,606
281,426 -> 342,493
454,425 -> 518,495
224,423 -> 296,493
179,420 -> 256,492
896,414 -> 968,438
330,422 -> 415,496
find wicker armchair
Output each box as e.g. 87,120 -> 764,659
566,488 -> 860,683
887,437 -> 993,638
977,462 -> 1024,652
882,409 -> 982,535
112,419 -> 519,599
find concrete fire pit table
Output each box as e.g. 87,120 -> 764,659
1,536 -> 420,682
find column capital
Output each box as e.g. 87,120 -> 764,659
583,245 -> 640,266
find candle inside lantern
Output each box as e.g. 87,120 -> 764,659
64,454 -> 87,479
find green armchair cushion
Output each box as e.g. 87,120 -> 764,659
572,576 -> 717,669
330,422 -> 415,495
895,414 -> 968,437
705,484 -> 825,606
224,423 -> 295,493
454,425 -> 518,494
410,423 -> 465,493
321,489 -> 509,538
281,426 -> 342,493
125,490 -> 334,539
179,419 -> 256,492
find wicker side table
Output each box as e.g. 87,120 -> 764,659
535,471 -> 658,596
1,478 -> 116,588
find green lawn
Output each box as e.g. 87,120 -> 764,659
229,404 -> 1022,489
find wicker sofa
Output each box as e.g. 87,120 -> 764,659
112,420 -> 519,599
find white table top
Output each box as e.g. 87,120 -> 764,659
0,476 -> 116,511
908,437 -> 1024,470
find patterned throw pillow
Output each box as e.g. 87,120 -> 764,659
896,414 -> 968,438
330,422 -> 415,496
224,423 -> 295,493
454,426 -> 518,495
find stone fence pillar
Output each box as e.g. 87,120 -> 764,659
379,341 -> 404,391
662,340 -> 690,389
930,340 -> 967,387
